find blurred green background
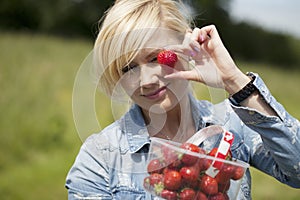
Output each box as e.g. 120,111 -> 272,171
0,0 -> 299,199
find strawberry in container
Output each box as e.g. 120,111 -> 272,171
143,125 -> 249,200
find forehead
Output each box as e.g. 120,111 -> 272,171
131,28 -> 183,60
144,28 -> 183,49
117,28 -> 184,67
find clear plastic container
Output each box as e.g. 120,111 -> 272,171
144,126 -> 249,200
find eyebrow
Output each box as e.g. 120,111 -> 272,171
121,62 -> 137,73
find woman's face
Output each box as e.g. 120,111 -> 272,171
119,29 -> 190,113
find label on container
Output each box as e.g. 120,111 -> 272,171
206,131 -> 234,177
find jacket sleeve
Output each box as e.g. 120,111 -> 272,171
230,73 -> 300,188
65,134 -> 112,200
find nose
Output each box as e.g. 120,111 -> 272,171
140,64 -> 160,88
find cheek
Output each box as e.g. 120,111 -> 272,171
168,79 -> 190,100
121,84 -> 138,98
162,65 -> 174,75
119,75 -> 140,96
159,53 -> 189,74
175,55 -> 190,71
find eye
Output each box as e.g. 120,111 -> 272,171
122,64 -> 138,74
149,56 -> 157,63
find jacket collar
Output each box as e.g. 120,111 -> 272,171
124,94 -> 223,153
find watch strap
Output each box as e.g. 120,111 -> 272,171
229,74 -> 257,105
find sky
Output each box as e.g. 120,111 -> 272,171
229,0 -> 300,39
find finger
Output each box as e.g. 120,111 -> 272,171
198,28 -> 209,44
183,28 -> 201,54
199,25 -> 216,48
164,70 -> 200,82
181,31 -> 197,55
163,44 -> 185,54
165,28 -> 202,58
165,40 -> 194,59
199,25 -> 218,40
190,28 -> 201,52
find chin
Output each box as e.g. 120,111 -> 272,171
160,98 -> 178,111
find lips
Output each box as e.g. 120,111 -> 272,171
142,86 -> 168,100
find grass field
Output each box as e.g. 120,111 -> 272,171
0,32 -> 299,199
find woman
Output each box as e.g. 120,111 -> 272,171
65,0 -> 300,199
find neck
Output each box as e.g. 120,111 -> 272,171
143,95 -> 195,141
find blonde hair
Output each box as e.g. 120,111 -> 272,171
94,0 -> 192,96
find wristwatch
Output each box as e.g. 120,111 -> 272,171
229,73 -> 257,106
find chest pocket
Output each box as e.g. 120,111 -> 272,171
112,173 -> 146,200
112,186 -> 145,200
109,153 -> 148,200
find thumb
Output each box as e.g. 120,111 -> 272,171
164,70 -> 201,82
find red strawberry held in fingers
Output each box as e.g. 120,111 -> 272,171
157,50 -> 178,68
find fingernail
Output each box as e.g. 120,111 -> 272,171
164,70 -> 179,78
199,35 -> 205,43
164,74 -> 173,79
193,46 -> 201,52
190,51 -> 195,57
162,45 -> 170,50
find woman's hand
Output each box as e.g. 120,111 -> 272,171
165,25 -> 250,95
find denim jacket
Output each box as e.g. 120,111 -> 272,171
65,73 -> 300,199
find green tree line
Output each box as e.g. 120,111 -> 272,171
0,0 -> 299,67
